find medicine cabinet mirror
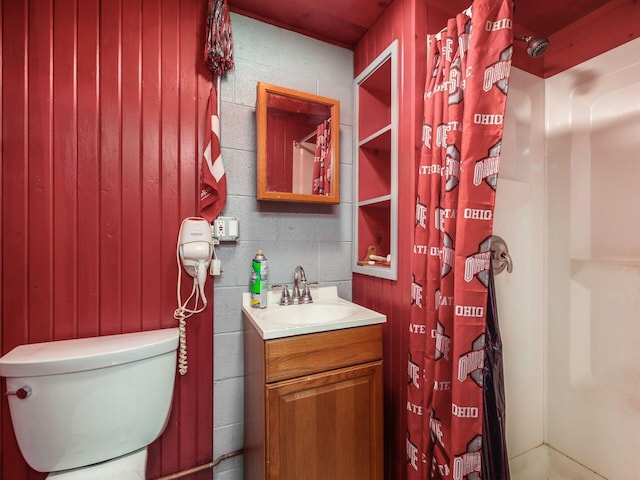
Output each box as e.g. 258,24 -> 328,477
256,82 -> 340,204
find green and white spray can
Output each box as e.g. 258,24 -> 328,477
250,249 -> 268,308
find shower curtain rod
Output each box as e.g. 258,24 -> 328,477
298,129 -> 317,144
433,0 -> 518,41
434,5 -> 473,40
298,117 -> 331,144
294,143 -> 315,153
433,0 -> 517,41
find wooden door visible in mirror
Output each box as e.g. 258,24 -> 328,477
256,82 -> 340,204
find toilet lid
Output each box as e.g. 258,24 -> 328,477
0,328 -> 179,377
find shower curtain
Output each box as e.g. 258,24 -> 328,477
312,119 -> 331,195
408,0 -> 513,478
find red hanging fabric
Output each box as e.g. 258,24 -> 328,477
199,87 -> 227,222
312,119 -> 332,195
324,119 -> 332,195
408,0 -> 513,478
312,123 -> 324,194
200,0 -> 233,221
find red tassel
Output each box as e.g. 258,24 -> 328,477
204,0 -> 234,77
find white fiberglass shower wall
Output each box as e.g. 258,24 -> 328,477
496,37 -> 640,479
544,37 -> 640,479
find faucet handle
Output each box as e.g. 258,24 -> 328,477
279,285 -> 292,305
300,284 -> 313,303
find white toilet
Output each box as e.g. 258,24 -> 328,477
0,328 -> 179,479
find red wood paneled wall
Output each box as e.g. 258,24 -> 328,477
0,0 -> 214,478
353,1 -> 426,479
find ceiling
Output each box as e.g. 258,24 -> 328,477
228,0 -> 614,49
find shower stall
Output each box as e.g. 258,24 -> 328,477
495,37 -> 640,479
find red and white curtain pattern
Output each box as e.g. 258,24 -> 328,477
312,119 -> 331,195
408,0 -> 513,478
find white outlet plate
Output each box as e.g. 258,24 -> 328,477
213,216 -> 239,242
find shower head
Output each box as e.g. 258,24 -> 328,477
515,35 -> 550,58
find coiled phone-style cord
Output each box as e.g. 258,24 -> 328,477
177,316 -> 188,375
174,269 -> 207,375
174,224 -> 207,375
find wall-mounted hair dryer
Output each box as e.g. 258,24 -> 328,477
174,217 -> 215,376
178,217 -> 214,304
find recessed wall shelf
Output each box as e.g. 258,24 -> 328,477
353,40 -> 398,280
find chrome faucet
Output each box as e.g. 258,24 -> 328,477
274,266 -> 315,305
292,266 -> 313,304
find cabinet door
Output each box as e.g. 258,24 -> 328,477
266,361 -> 383,480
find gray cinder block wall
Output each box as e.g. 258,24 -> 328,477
212,14 -> 354,479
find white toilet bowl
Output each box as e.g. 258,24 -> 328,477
46,448 -> 147,479
0,328 -> 179,479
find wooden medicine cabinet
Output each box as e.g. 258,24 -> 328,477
256,82 -> 340,204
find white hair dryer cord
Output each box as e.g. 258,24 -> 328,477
174,232 -> 209,376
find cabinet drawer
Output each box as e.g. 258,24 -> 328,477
265,324 -> 383,383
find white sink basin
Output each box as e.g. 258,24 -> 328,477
261,302 -> 358,325
242,286 -> 386,339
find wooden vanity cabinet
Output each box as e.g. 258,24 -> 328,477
243,320 -> 384,480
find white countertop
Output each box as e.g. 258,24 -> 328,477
242,286 -> 386,340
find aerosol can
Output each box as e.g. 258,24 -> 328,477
250,250 -> 268,308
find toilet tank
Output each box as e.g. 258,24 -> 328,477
0,328 -> 179,473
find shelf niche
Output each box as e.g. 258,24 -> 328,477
353,40 -> 398,280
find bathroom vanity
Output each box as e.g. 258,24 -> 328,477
242,288 -> 385,480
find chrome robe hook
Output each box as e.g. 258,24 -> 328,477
490,235 -> 513,274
